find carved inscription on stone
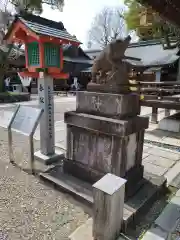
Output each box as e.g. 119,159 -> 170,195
92,96 -> 102,111
116,96 -> 123,114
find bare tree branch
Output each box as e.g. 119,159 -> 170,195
88,6 -> 127,49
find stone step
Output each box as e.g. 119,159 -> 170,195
40,165 -> 166,233
40,165 -> 93,205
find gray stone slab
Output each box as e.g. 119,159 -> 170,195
155,196 -> 180,232
141,227 -> 168,240
76,91 -> 140,119
147,148 -> 180,161
64,111 -> 149,136
144,155 -> 175,168
170,172 -> 180,188
165,162 -> 180,186
143,162 -> 168,176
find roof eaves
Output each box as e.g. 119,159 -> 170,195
19,17 -> 81,44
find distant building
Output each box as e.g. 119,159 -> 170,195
84,39 -> 180,83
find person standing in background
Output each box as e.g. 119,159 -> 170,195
4,76 -> 10,91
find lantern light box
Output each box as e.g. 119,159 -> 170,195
4,13 -> 81,79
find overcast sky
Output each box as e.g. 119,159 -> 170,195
41,0 -> 125,49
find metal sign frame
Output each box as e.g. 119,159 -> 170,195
0,105 -> 43,174
0,105 -> 20,163
11,105 -> 44,174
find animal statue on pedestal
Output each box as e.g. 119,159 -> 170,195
91,35 -> 131,86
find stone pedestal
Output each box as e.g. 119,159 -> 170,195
64,91 -> 149,198
40,90 -> 166,231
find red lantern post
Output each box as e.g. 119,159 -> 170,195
5,14 -> 81,163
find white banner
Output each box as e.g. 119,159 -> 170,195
18,73 -> 32,87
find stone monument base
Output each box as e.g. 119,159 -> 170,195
63,158 -> 144,200
40,165 -> 166,232
34,149 -> 64,165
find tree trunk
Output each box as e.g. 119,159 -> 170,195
0,66 -> 6,92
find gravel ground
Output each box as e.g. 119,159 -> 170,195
0,129 -> 89,240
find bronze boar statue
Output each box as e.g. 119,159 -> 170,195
91,35 -> 131,85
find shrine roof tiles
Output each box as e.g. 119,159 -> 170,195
18,16 -> 81,43
85,39 -> 180,68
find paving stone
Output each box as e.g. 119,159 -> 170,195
147,148 -> 180,161
68,218 -> 93,240
155,196 -> 180,232
169,216 -> 180,239
165,162 -> 180,186
141,227 -> 168,240
143,146 -> 151,152
69,218 -> 127,240
162,137 -> 180,147
170,172 -> 180,188
145,133 -> 163,142
143,162 -> 168,176
144,155 -> 175,168
124,175 -> 166,224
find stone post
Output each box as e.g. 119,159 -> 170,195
93,173 -> 127,240
165,109 -> 170,117
34,72 -> 64,164
151,107 -> 158,123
